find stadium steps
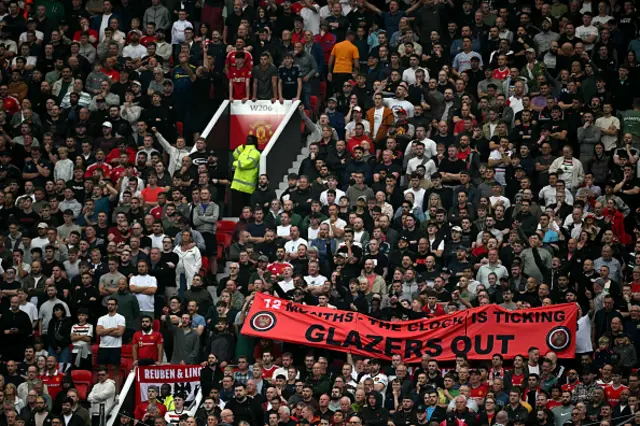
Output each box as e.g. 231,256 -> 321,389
276,146 -> 310,199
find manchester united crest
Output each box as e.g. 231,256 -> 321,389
250,311 -> 277,332
546,326 -> 571,351
249,121 -> 274,146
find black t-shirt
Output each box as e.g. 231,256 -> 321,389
278,65 -> 300,100
0,280 -> 20,312
621,178 -> 640,212
438,158 -> 466,185
42,259 -> 64,278
362,252 -> 388,276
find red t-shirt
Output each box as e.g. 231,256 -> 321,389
225,50 -> 254,70
562,382 -> 580,392
41,371 -> 65,398
510,372 -> 525,387
141,186 -> 165,204
346,135 -> 372,157
267,262 -> 293,276
469,384 -> 489,402
103,69 -> 121,82
493,68 -> 509,80
262,364 -> 279,380
132,330 -> 164,361
141,35 -> 157,46
546,400 -> 562,410
605,384 -> 628,406
228,65 -> 252,99
134,401 -> 167,421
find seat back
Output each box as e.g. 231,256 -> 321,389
70,370 -> 93,400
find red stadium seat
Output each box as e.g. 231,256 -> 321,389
91,344 -> 99,369
71,370 -> 93,400
153,320 -> 160,332
319,81 -> 327,100
310,96 -> 318,115
217,220 -> 236,235
176,122 -> 184,136
120,344 -> 134,374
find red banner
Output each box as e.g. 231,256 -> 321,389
241,294 -> 578,362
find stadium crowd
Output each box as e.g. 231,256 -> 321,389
0,1 -> 639,426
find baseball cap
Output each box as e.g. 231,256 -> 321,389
353,106 -> 362,112
102,121 -> 113,128
37,223 -> 48,229
131,80 -> 142,87
526,47 -> 536,54
328,97 -> 337,102
451,226 -> 462,232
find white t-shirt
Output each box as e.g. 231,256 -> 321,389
278,279 -> 295,293
307,226 -> 320,240
320,188 -> 345,206
304,274 -> 328,287
576,25 -> 598,49
576,314 -> 594,354
97,313 -> 126,348
71,323 -> 94,353
489,149 -> 508,185
322,218 -> 347,236
595,115 -> 620,151
277,224 -> 292,238
372,107 -> 384,139
404,187 -> 426,209
19,302 -> 38,323
284,238 -> 308,253
150,233 -> 167,250
300,5 -> 321,34
591,15 -> 613,27
130,274 -> 157,312
345,119 -> 371,137
383,98 -> 415,118
122,43 -> 148,59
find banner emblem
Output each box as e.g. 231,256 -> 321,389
546,326 -> 571,351
251,311 -> 277,332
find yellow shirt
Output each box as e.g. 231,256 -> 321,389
331,40 -> 359,74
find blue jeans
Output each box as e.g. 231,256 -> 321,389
179,273 -> 187,300
301,81 -> 311,111
49,346 -> 71,363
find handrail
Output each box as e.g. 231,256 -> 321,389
201,100 -> 230,139
106,368 -> 137,426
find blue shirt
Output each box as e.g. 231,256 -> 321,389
191,313 -> 206,330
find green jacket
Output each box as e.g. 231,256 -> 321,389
232,145 -> 260,194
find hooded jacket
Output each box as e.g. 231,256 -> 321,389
360,392 -> 389,426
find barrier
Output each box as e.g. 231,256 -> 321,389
259,100 -> 303,181
106,368 -> 137,426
